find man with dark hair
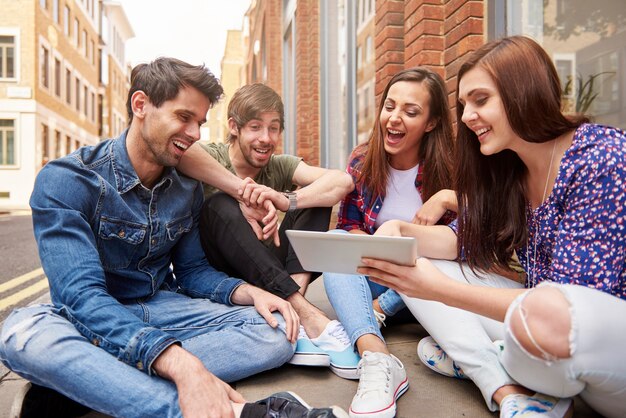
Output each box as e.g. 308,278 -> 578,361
0,58 -> 347,418
178,83 -> 361,379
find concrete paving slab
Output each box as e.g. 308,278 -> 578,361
0,279 -> 603,417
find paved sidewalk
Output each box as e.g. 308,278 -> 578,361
0,279 -> 601,417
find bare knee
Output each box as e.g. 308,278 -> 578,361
509,286 -> 571,360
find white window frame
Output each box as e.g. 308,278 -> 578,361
0,115 -> 19,169
0,27 -> 19,82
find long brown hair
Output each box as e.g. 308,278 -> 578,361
455,36 -> 589,272
356,67 -> 454,201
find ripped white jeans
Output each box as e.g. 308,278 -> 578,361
401,260 -> 626,416
502,282 -> 626,418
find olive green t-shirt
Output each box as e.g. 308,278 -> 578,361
200,142 -> 302,198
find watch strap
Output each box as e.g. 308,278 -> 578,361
283,192 -> 297,212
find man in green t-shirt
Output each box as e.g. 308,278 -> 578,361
178,84 -> 360,379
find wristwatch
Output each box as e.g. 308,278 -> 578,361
282,191 -> 297,212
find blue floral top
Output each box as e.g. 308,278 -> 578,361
519,124 -> 626,299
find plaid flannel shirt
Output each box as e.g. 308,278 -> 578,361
337,150 -> 455,233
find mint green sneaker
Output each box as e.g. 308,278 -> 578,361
288,326 -> 331,367
310,320 -> 360,379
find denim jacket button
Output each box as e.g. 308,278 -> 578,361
136,361 -> 143,370
92,338 -> 99,346
118,230 -> 126,238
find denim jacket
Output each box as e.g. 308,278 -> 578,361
29,131 -> 245,374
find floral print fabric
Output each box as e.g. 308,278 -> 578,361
519,124 -> 626,299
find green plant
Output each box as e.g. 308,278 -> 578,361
563,71 -> 615,114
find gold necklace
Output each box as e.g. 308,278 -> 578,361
527,138 -> 557,287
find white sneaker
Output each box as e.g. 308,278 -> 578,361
310,320 -> 360,380
417,336 -> 467,379
500,393 -> 573,418
373,310 -> 386,328
349,351 -> 409,418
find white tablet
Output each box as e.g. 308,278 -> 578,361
286,230 -> 418,275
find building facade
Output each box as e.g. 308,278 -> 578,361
100,0 -> 134,141
206,29 -> 245,145
238,0 -> 625,170
0,0 -> 133,210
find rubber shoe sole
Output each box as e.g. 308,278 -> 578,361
288,337 -> 331,367
330,363 -> 360,380
289,352 -> 331,367
348,379 -> 409,418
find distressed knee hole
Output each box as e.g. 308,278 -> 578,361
510,287 -> 572,361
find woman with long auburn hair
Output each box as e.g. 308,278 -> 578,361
360,36 -> 626,418
322,67 -> 456,418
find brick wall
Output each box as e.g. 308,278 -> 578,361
294,0 -> 320,166
374,0 -> 405,102
376,0 -> 487,112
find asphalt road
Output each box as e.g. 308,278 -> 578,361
0,213 -> 46,323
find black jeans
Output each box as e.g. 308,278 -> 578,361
199,193 -> 332,299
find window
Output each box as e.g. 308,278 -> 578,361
65,135 -> 71,154
64,6 -> 70,35
90,39 -> 95,65
90,91 -> 96,122
365,36 -> 373,63
0,120 -> 15,166
75,77 -> 80,111
363,86 -> 369,119
65,68 -> 72,104
73,18 -> 79,46
41,124 -> 49,165
83,85 -> 88,116
82,30 -> 87,56
53,0 -> 59,23
40,45 -> 49,88
54,57 -> 61,97
500,0 -> 626,129
0,35 -> 16,79
39,0 -> 47,10
54,130 -> 61,159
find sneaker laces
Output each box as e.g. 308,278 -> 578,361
355,353 -> 392,397
373,310 -> 386,328
297,325 -> 309,340
327,323 -> 351,347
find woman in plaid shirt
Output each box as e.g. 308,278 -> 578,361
323,67 -> 456,418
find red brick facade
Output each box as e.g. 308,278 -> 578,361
293,0 -> 320,164
376,0 -> 486,110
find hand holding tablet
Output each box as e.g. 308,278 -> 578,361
286,230 -> 418,275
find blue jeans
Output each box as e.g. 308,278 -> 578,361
0,291 -> 294,418
323,230 -> 406,347
323,272 -> 406,348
